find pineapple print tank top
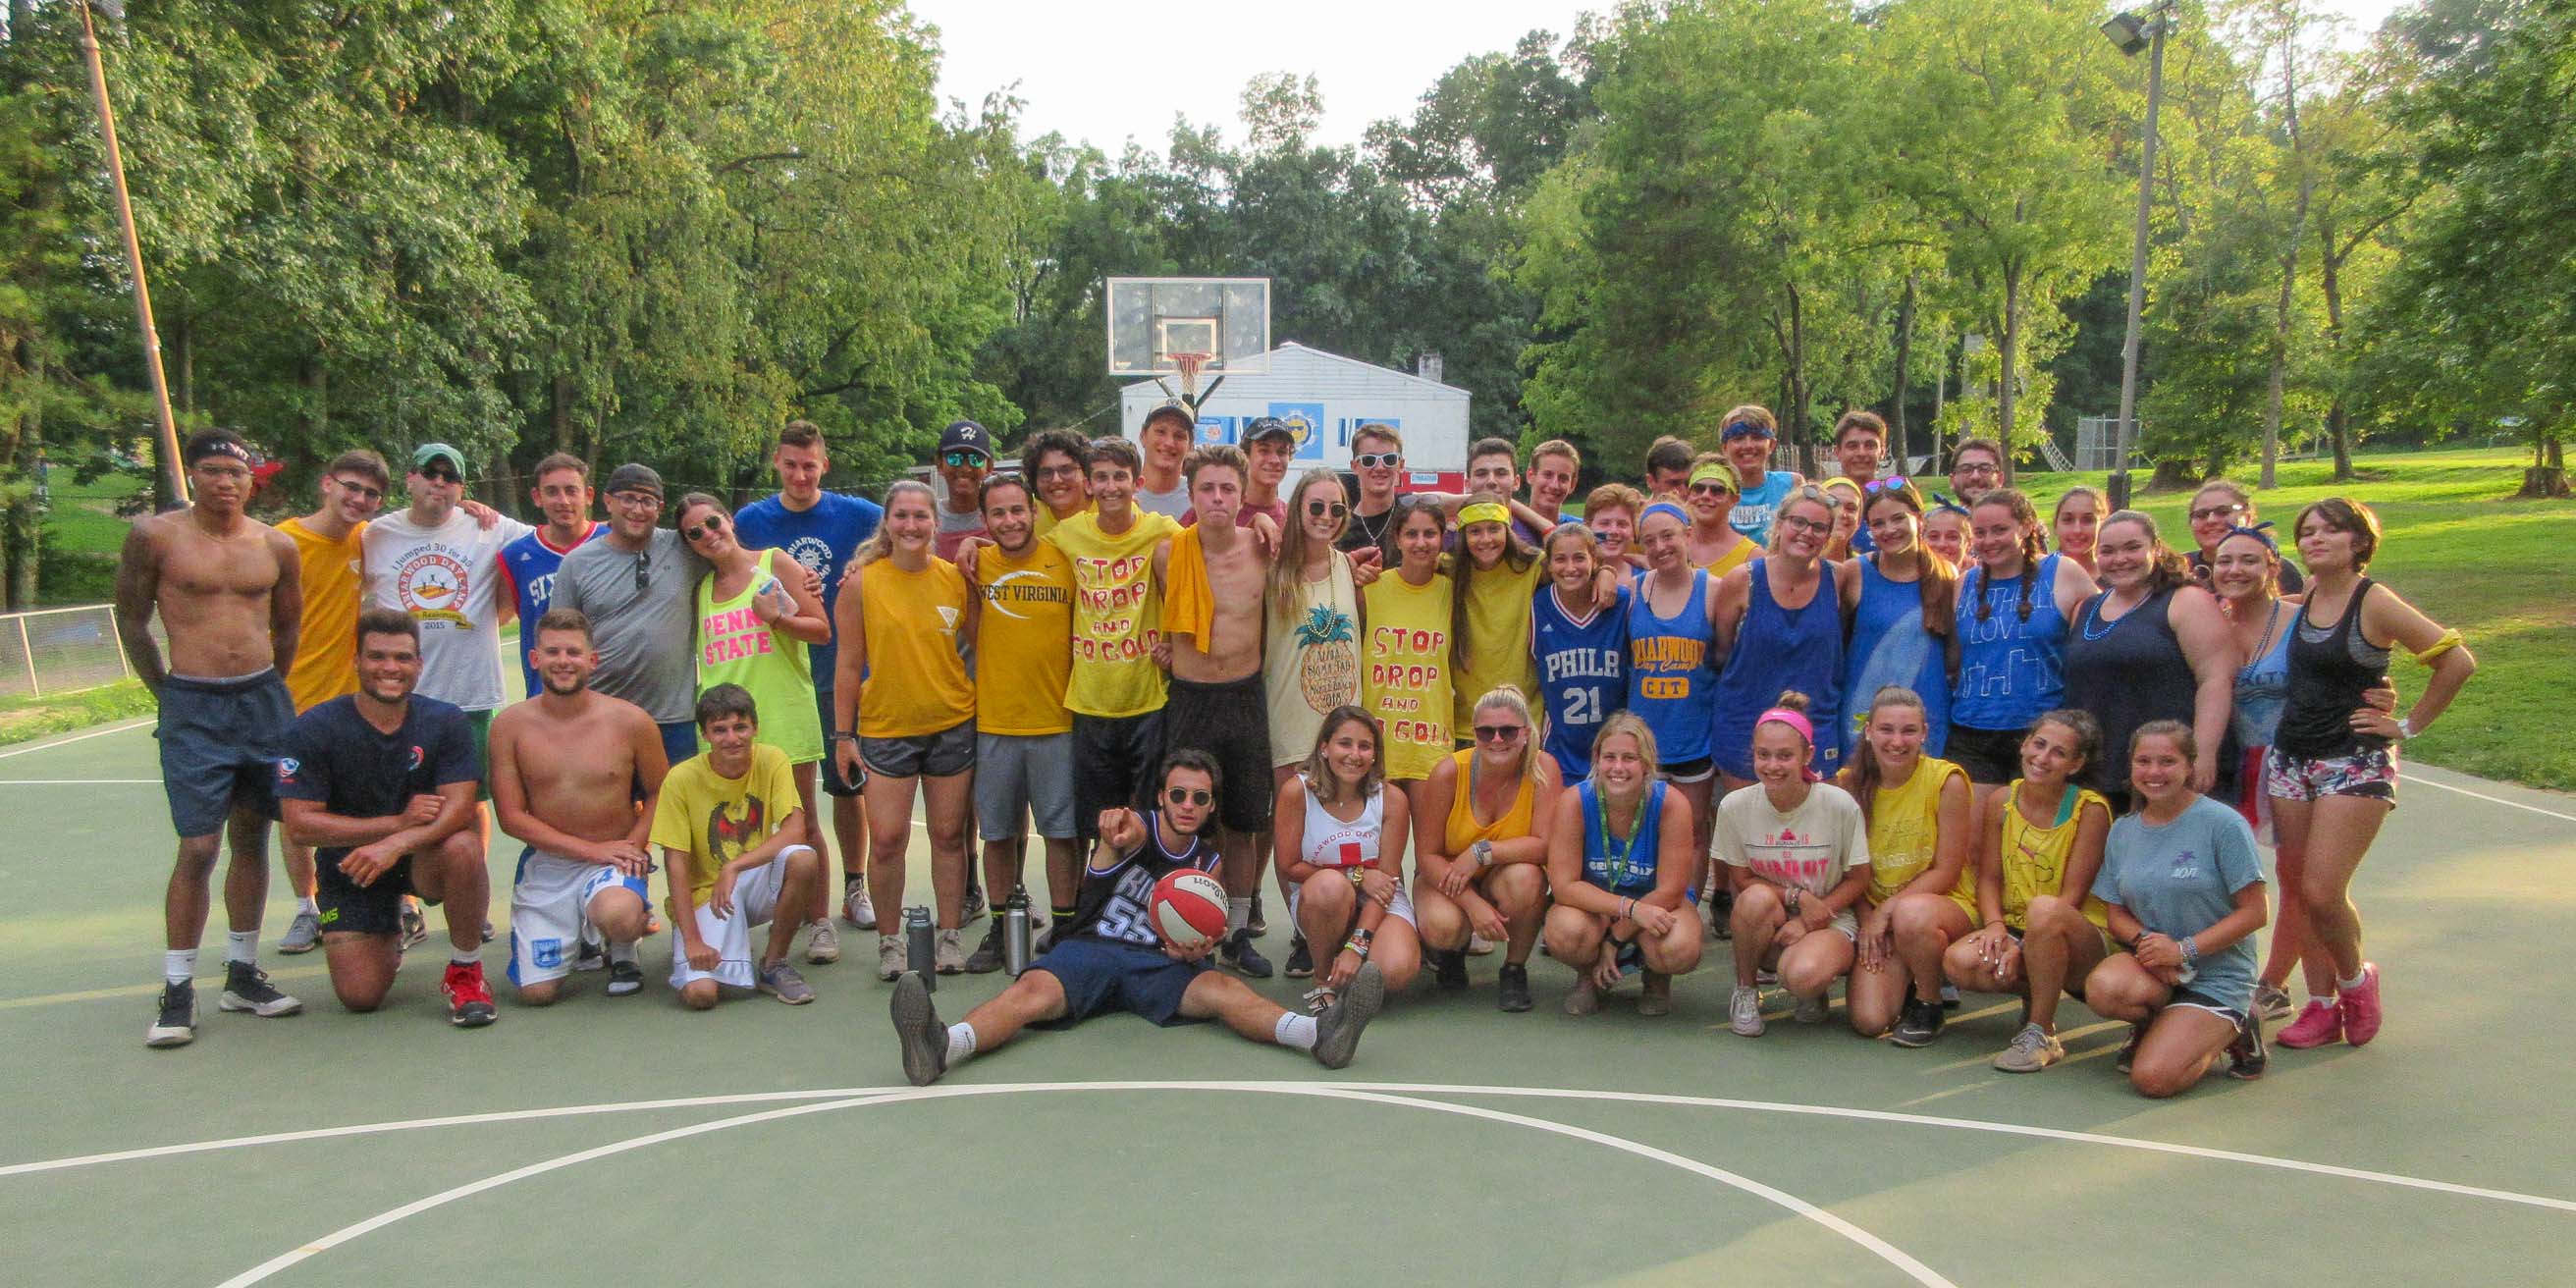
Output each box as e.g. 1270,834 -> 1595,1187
1264,551 -> 1363,768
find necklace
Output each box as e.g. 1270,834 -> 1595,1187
2078,588 -> 2145,642
1594,788 -> 1645,889
1350,506 -> 1392,548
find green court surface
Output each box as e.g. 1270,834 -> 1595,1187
3,721 -> 2570,1286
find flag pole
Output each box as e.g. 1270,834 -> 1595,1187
75,0 -> 188,505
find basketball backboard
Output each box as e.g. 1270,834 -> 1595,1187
1105,277 -> 1271,380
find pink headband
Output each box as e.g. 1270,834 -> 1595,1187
1755,707 -> 1822,782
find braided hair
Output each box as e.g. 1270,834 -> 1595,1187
1969,489 -> 2048,624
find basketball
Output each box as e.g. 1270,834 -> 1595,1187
1150,870 -> 1229,945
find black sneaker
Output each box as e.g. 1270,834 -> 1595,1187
1710,887 -> 1734,940
891,972 -> 947,1086
1311,962 -> 1384,1069
1283,933 -> 1314,979
963,922 -> 1006,975
574,938 -> 606,973
2115,1023 -> 2146,1073
1430,946 -> 1469,991
1220,927 -> 1273,979
1497,962 -> 1533,1013
961,881 -> 988,924
1246,892 -> 1267,938
606,958 -> 644,996
146,980 -> 196,1048
1888,996 -> 1944,1048
218,961 -> 303,1018
2226,1010 -> 2268,1080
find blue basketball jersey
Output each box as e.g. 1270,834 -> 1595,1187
500,522 -> 605,698
1626,569 -> 1720,765
1579,778 -> 1668,897
1531,581 -> 1630,778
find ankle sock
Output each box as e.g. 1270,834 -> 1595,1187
607,940 -> 638,967
1274,1012 -> 1317,1050
225,930 -> 257,966
2336,969 -> 2366,992
451,950 -> 478,967
165,948 -> 198,985
945,1022 -> 978,1063
296,895 -> 319,916
1051,907 -> 1075,934
1226,896 -> 1251,936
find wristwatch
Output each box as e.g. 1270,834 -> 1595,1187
1472,838 -> 1495,869
1784,888 -> 1802,918
2394,717 -> 2415,740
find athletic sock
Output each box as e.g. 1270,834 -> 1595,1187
2336,970 -> 2367,992
1274,1013 -> 1318,1050
225,930 -> 257,966
296,895 -> 319,916
1227,896 -> 1251,936
944,1022 -> 979,1063
607,940 -> 639,967
1051,907 -> 1075,935
165,948 -> 198,986
451,950 -> 479,967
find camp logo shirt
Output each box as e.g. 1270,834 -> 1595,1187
853,557 -> 976,740
1362,569 -> 1455,781
973,542 -> 1075,737
362,508 -> 532,712
1048,510 -> 1180,719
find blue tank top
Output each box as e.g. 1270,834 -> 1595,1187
1843,556 -> 1951,761
1580,778 -> 1668,897
1532,581 -> 1630,778
1711,559 -> 1845,780
1626,569 -> 1720,764
2229,601 -> 2294,747
500,523 -> 604,699
1731,471 -> 1798,544
1951,553 -> 2068,732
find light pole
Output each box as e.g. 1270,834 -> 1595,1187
73,0 -> 187,505
2103,1 -> 2174,512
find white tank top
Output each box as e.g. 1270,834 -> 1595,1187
1301,777 -> 1384,870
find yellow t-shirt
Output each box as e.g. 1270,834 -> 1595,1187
854,558 -> 975,739
1861,757 -> 1973,906
1363,568 -> 1455,781
1032,501 -> 1096,542
1047,510 -> 1180,719
1453,558 -> 1543,727
649,743 -> 800,916
974,541 -> 1075,736
279,516 -> 366,713
1993,780 -> 2112,930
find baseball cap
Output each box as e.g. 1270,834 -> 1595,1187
1243,416 -> 1296,449
1141,402 -> 1195,434
938,419 -> 993,461
604,462 -> 664,499
410,442 -> 466,476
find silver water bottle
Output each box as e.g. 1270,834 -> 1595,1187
1002,886 -> 1033,977
904,905 -> 935,991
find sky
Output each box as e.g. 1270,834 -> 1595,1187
912,0 -> 2411,153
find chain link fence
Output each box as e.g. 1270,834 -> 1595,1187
0,604 -> 148,700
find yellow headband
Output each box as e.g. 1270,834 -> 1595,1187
1456,502 -> 1512,529
1819,476 -> 1862,498
1687,460 -> 1739,493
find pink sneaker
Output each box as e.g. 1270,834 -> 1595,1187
2276,998 -> 2339,1048
2337,962 -> 2384,1046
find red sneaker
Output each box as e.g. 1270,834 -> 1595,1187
442,960 -> 498,1028
2276,998 -> 2341,1048
2336,962 -> 2384,1046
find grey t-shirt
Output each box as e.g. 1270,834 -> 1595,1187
2094,795 -> 2266,1012
551,528 -> 705,724
1134,481 -> 1191,520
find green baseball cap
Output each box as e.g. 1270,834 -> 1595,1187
410,442 -> 466,475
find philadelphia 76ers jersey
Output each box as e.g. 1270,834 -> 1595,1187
1531,581 -> 1630,779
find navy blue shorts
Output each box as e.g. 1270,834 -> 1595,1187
315,851 -> 424,938
656,721 -> 698,771
155,671 -> 293,837
1031,939 -> 1208,1028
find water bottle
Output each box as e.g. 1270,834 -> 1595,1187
904,905 -> 935,992
1002,886 -> 1034,977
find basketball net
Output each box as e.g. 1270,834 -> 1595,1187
1173,351 -> 1208,406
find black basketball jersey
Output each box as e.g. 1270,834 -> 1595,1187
1065,811 -> 1221,948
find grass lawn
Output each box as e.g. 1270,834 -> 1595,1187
2012,447 -> 2573,792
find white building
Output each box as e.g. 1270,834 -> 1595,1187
1118,342 -> 1473,489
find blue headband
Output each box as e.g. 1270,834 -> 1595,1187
1640,501 -> 1691,529
1927,491 -> 1970,517
2221,521 -> 2279,554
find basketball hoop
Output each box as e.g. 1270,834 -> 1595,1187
1172,351 -> 1208,403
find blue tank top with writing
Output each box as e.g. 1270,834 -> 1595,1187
1951,553 -> 2068,732
1843,555 -> 1951,762
1532,581 -> 1630,778
1580,778 -> 1668,897
1625,570 -> 1719,765
1710,559 -> 1845,781
1731,471 -> 1797,544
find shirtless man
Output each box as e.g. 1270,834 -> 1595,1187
118,428 -> 307,1048
1152,444 -> 1276,978
488,609 -> 669,1002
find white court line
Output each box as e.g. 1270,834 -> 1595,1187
2398,772 -> 2576,826
0,718 -> 151,760
0,778 -> 158,785
9,1080 -> 2572,1218
210,1083 -> 1950,1288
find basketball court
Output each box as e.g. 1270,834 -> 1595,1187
4,718 -> 2569,1286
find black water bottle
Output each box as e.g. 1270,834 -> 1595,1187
904,905 -> 935,991
1002,886 -> 1033,978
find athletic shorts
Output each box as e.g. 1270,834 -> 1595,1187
1945,723 -> 2029,783
816,687 -> 861,797
2168,986 -> 2248,1029
1660,756 -> 1714,784
669,849 -> 795,991
656,722 -> 699,774
155,671 -> 293,837
464,709 -> 495,801
1073,709 -> 1165,840
509,848 -> 648,988
1290,873 -> 1420,930
975,730 -> 1076,841
1030,938 -> 1208,1028
2265,744 -> 2397,805
1163,672 -> 1273,833
862,719 -> 975,779
315,850 -> 426,939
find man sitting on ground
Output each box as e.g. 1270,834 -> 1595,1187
488,609 -> 669,1002
652,683 -> 822,1008
888,751 -> 1386,1086
277,609 -> 495,1026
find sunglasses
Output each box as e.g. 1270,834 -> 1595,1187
1473,724 -> 1526,741
1353,452 -> 1402,469
682,515 -> 727,542
1163,787 -> 1213,807
632,551 -> 651,593
941,451 -> 989,469
2189,503 -> 2246,522
416,467 -> 461,484
1864,475 -> 1911,495
1688,481 -> 1737,499
1306,500 -> 1349,520
1720,421 -> 1775,441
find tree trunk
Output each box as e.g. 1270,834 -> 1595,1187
2262,27 -> 2314,491
173,311 -> 194,419
1999,264 -> 2021,485
1785,281 -> 1811,478
1891,272 -> 1917,468
553,373 -> 574,452
2318,235 -> 2355,481
3,391 -> 35,612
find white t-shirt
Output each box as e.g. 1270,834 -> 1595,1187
362,507 -> 533,712
1712,781 -> 1870,897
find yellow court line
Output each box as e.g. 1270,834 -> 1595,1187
1924,1020 -> 2128,1074
0,964 -> 336,1012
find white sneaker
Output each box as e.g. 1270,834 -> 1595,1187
877,935 -> 905,982
805,920 -> 841,965
1730,984 -> 1765,1037
935,928 -> 966,975
1465,934 -> 1497,957
843,883 -> 877,930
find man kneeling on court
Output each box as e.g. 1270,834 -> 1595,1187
652,683 -> 821,1007
277,609 -> 496,1026
889,750 -> 1386,1086
489,609 -> 670,1003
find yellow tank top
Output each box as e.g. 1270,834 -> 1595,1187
1362,568 -> 1454,780
1862,757 -> 1973,906
1442,748 -> 1539,850
1994,780 -> 2111,930
1453,559 -> 1543,727
854,557 -> 975,739
1701,536 -> 1757,578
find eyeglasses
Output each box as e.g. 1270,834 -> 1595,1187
1163,787 -> 1213,807
1721,421 -> 1775,441
633,551 -> 651,593
1353,453 -> 1402,469
1688,481 -> 1737,499
1777,513 -> 1833,537
1956,460 -> 2002,477
1035,462 -> 1084,481
941,451 -> 989,470
609,490 -> 662,509
1473,724 -> 1526,741
331,478 -> 384,502
2189,503 -> 2246,522
1306,500 -> 1349,520
682,515 -> 727,542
